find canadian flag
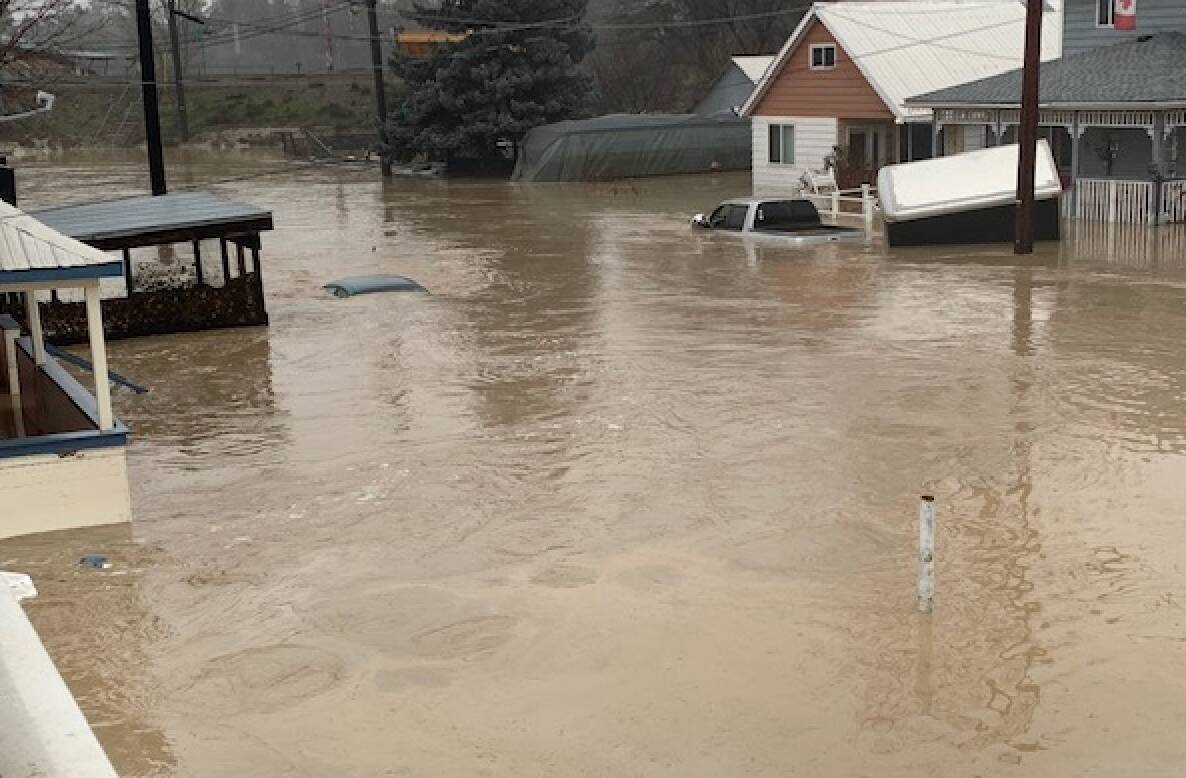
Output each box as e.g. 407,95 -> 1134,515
1115,0 -> 1137,30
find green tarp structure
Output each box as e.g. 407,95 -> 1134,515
512,113 -> 751,183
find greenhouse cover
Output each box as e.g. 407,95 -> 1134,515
512,113 -> 751,182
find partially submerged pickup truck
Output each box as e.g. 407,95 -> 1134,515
691,198 -> 862,245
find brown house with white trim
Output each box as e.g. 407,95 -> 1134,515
741,1 -> 1061,194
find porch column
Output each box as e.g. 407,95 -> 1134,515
1152,111 -> 1166,226
3,323 -> 23,437
84,285 -> 114,431
24,291 -> 45,366
1070,112 -> 1081,218
994,111 -> 1004,147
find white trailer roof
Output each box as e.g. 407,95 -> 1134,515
743,1 -> 1062,121
0,200 -> 122,287
877,140 -> 1062,223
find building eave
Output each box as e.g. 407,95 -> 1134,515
740,5 -> 821,117
910,100 -> 1186,110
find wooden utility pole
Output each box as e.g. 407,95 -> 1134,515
366,0 -> 391,176
1013,0 -> 1043,255
166,0 -> 188,143
135,0 -> 167,194
321,0 -> 336,72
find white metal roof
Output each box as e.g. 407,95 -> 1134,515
742,1 -> 1062,120
0,200 -> 122,286
732,56 -> 775,84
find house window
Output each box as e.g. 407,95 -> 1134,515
1096,0 -> 1115,27
810,44 -> 837,70
768,124 -> 795,164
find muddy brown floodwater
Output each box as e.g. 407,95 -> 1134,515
4,150 -> 1186,776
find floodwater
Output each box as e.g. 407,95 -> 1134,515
4,151 -> 1186,777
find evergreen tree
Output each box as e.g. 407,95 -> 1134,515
388,0 -> 594,166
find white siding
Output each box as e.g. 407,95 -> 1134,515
752,116 -> 838,196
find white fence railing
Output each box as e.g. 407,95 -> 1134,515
1068,178 -> 1154,224
1162,180 -> 1186,224
801,184 -> 880,236
1067,178 -> 1186,225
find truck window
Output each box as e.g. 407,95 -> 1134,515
708,205 -> 729,227
723,205 -> 747,231
755,201 -> 796,226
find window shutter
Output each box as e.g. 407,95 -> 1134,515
769,124 -> 781,163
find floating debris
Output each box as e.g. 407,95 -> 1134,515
79,555 -> 111,570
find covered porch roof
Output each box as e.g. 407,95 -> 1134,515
0,201 -> 122,288
31,191 -> 273,251
0,200 -> 124,438
907,32 -> 1186,110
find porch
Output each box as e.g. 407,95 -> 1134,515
928,108 -> 1186,225
0,201 -> 132,541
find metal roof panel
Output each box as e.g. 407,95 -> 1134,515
32,191 -> 273,244
744,1 -> 1061,120
0,200 -> 122,283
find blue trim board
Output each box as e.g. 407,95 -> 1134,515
0,261 -> 124,286
0,428 -> 127,459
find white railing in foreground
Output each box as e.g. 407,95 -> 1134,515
0,575 -> 118,778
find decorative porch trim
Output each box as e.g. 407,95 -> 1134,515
932,107 -> 1158,132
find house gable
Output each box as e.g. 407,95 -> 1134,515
750,19 -> 893,120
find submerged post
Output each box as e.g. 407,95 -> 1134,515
831,189 -> 840,221
861,183 -> 874,237
918,495 -> 935,612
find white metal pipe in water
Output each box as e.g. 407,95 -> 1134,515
918,495 -> 935,612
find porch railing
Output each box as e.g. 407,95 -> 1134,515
1067,178 -> 1186,225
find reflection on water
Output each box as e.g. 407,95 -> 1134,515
4,152 -> 1186,776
